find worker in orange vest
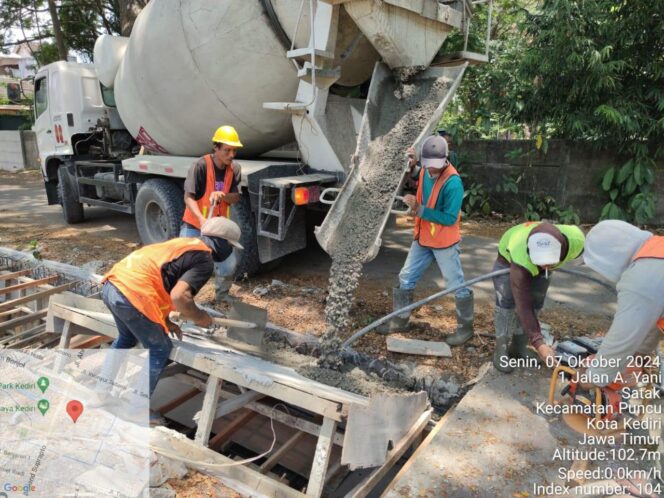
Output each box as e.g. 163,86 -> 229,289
180,125 -> 243,300
379,135 -> 473,345
102,217 -> 243,413
582,220 -> 663,494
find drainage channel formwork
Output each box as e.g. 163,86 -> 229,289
1,247 -> 432,498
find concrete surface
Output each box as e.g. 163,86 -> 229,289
385,367 -> 656,498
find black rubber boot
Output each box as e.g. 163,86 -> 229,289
446,291 -> 474,346
509,330 -> 540,363
377,287 -> 414,335
493,307 -> 515,373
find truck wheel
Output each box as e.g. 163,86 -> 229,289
231,195 -> 261,278
135,179 -> 184,244
58,166 -> 84,224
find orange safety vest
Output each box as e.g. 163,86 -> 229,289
633,236 -> 664,332
182,154 -> 234,229
103,238 -> 212,333
413,164 -> 461,249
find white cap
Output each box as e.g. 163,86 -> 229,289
201,217 -> 243,249
584,220 -> 652,283
527,232 -> 562,266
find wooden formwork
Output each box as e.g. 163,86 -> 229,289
47,292 -> 432,498
0,265 -> 78,348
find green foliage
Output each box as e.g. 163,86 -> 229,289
524,194 -> 580,224
462,180 -> 492,217
1,0 -> 122,63
441,0 -> 664,224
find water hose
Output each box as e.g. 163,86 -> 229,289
342,266 -> 617,349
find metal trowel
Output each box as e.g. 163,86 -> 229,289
226,301 -> 268,347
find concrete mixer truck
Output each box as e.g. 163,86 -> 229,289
32,0 -> 488,276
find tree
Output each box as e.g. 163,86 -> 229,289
1,0 -> 147,63
441,0 -> 664,224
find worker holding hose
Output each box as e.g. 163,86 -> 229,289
180,125 -> 243,301
101,217 -> 243,423
380,135 -> 473,346
492,221 -> 585,372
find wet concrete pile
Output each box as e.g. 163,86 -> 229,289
319,68 -> 454,367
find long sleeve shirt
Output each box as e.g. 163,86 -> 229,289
586,258 -> 664,386
412,166 -> 464,226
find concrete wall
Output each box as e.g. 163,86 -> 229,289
457,139 -> 664,223
0,130 -> 25,171
0,130 -> 39,171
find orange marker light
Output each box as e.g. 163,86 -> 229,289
292,187 -> 310,205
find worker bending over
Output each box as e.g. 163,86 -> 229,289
582,220 -> 664,493
102,217 -> 243,403
181,125 -> 243,300
381,135 -> 473,346
493,221 -> 585,372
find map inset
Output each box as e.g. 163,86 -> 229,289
0,349 -> 150,497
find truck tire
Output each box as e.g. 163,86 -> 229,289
135,179 -> 184,245
231,195 -> 261,278
58,166 -> 84,224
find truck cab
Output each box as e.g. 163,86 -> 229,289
33,61 -> 132,205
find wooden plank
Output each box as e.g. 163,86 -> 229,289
0,309 -> 47,333
10,331 -> 52,349
0,269 -> 32,281
386,337 -> 452,357
0,276 -> 57,297
260,431 -> 306,474
0,324 -> 46,346
182,354 -> 345,422
49,303 -> 118,337
195,375 -> 223,446
0,309 -> 22,319
0,282 -> 76,313
214,389 -> 346,447
307,417 -> 337,497
151,427 -> 307,498
348,408 -> 432,498
156,387 -> 201,415
215,390 -> 264,419
70,335 -> 112,349
208,409 -> 257,450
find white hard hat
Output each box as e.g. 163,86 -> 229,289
201,217 -> 243,249
584,220 -> 652,283
527,232 -> 562,266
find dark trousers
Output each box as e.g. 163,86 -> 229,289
101,281 -> 173,396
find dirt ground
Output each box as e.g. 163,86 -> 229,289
0,170 -> 613,386
167,471 -> 242,498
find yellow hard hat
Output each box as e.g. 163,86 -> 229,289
211,125 -> 243,147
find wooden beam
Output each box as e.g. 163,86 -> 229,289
306,417 -> 337,497
156,387 -> 201,415
215,390 -> 264,419
0,309 -> 47,333
0,309 -> 21,319
381,406 -> 456,496
260,430 -> 306,474
195,375 -> 222,446
222,392 -> 346,447
346,409 -> 432,498
0,276 -> 58,296
208,409 -> 257,450
70,335 -> 113,349
0,269 -> 32,281
0,324 -> 46,346
151,427 -> 307,498
10,330 -> 52,348
0,282 -> 76,313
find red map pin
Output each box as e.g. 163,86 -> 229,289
66,400 -> 84,423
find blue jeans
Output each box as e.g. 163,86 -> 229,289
179,223 -> 237,285
398,241 -> 471,299
101,281 -> 173,396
